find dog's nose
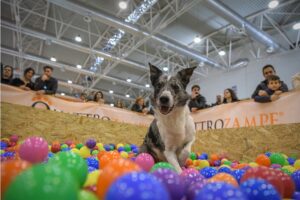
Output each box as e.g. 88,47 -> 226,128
159,96 -> 169,104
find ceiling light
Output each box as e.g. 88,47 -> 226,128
119,1 -> 128,9
292,22 -> 300,30
218,50 -> 226,56
199,61 -> 205,67
109,90 -> 114,94
50,57 -> 56,62
75,35 -> 82,42
76,65 -> 82,69
61,93 -> 65,96
163,67 -> 168,71
266,46 -> 275,53
126,78 -> 132,82
194,36 -> 201,43
126,94 -> 130,98
145,84 -> 150,88
67,80 -> 72,84
110,103 -> 114,107
268,0 -> 279,9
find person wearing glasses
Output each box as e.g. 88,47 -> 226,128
251,64 -> 288,101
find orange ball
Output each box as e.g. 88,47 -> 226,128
96,158 -> 141,199
185,158 -> 193,167
1,160 -> 31,196
99,151 -> 121,169
255,154 -> 271,167
210,154 -> 219,162
208,173 -> 239,187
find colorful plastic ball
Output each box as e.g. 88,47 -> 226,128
186,179 -> 208,200
65,140 -> 73,147
117,146 -> 124,152
240,178 -> 280,200
49,151 -> 88,186
91,150 -> 99,156
1,160 -> 31,196
255,154 -> 271,167
294,160 -> 300,170
84,170 -> 100,187
104,144 -> 111,151
249,162 -> 259,167
288,157 -> 296,165
218,166 -> 232,174
199,153 -> 208,159
265,152 -> 272,157
150,162 -> 176,172
209,172 -> 238,187
78,190 -> 98,200
270,153 -> 286,166
0,150 -> 4,155
9,135 -> 18,143
200,167 -> 217,178
88,166 -> 96,172
71,148 -> 80,155
86,139 -> 96,149
213,160 -> 221,167
4,163 -> 78,200
106,172 -> 170,200
99,151 -> 121,169
195,182 -> 247,200
116,143 -> 123,149
293,191 -> 300,200
291,170 -> 300,191
276,169 -> 296,198
135,153 -> 155,172
130,144 -> 137,149
190,152 -> 197,160
120,151 -> 128,158
271,164 -> 282,169
0,141 -> 7,150
124,144 -> 131,152
79,146 -> 91,158
96,159 -> 141,199
152,168 -> 184,200
19,136 -> 48,164
86,157 -> 99,169
198,160 -> 210,169
60,144 -> 68,150
76,143 -> 84,149
132,148 -> 139,154
51,141 -> 61,153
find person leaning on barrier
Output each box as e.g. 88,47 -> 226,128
34,66 -> 58,95
131,96 -> 149,114
11,67 -> 35,91
188,84 -> 208,112
93,91 -> 105,104
1,65 -> 14,85
223,88 -> 239,104
251,64 -> 288,99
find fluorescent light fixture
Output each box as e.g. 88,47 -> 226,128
126,94 -> 130,98
67,80 -> 72,84
292,22 -> 300,30
75,35 -> 82,42
110,103 -> 114,107
268,0 -> 279,9
109,90 -> 114,94
266,46 -> 275,53
76,65 -> 82,69
119,1 -> 127,9
50,57 -> 56,62
126,78 -> 132,82
218,50 -> 226,56
125,0 -> 157,24
145,84 -> 150,88
163,67 -> 168,71
194,36 -> 201,43
61,93 -> 65,96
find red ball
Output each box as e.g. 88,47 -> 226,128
276,169 -> 295,198
51,141 -> 61,153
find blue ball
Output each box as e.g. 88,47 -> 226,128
293,191 -> 300,199
48,152 -> 54,158
106,172 -> 170,200
200,167 -> 217,178
117,146 -> 124,152
195,182 -> 247,200
240,178 -> 280,200
130,144 -> 137,150
0,141 -> 8,150
292,170 -> 300,191
132,148 -> 139,154
288,157 -> 296,165
198,155 -> 206,160
218,167 -> 231,174
86,157 -> 99,169
265,152 -> 272,157
61,147 -> 71,152
231,169 -> 246,183
201,153 -> 208,159
104,144 -> 111,151
88,166 -> 96,172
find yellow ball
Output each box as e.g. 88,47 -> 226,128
249,162 -> 258,167
221,158 -> 228,164
71,148 -> 80,155
48,145 -> 51,151
219,165 -> 230,169
282,154 -> 288,159
79,146 -> 91,158
120,151 -> 128,158
96,143 -> 103,149
282,166 -> 296,173
294,159 -> 300,170
198,160 -> 210,169
83,170 -> 100,187
116,143 -> 124,149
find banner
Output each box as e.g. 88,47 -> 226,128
1,84 -> 300,130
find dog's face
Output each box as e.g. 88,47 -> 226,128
149,63 -> 197,115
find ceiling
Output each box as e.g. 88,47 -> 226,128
1,0 -> 300,106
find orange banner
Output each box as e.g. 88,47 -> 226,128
1,84 -> 299,130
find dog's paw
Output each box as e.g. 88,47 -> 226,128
178,150 -> 189,166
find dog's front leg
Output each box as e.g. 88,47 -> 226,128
178,138 -> 195,166
164,148 -> 182,174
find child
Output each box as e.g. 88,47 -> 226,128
254,75 -> 284,103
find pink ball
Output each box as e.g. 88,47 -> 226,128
19,136 -> 49,164
135,153 -> 155,172
9,135 -> 19,143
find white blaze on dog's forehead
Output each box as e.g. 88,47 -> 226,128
161,90 -> 172,97
167,75 -> 172,81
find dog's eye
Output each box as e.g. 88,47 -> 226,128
156,83 -> 163,89
172,84 -> 180,91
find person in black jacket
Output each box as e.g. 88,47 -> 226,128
251,65 -> 288,99
11,67 -> 35,90
188,85 -> 207,112
254,75 -> 284,103
131,96 -> 149,114
223,88 -> 239,104
1,65 -> 13,84
34,66 -> 58,95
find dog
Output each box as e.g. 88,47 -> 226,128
140,63 -> 197,173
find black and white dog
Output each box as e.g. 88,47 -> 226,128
140,63 -> 197,173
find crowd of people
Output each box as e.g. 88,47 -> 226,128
1,64 -> 298,115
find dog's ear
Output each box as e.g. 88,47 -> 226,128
176,66 -> 197,88
149,63 -> 162,86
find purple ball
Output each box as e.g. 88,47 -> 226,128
152,168 -> 184,200
85,139 -> 96,149
271,164 -> 281,169
186,179 -> 208,200
180,168 -> 206,193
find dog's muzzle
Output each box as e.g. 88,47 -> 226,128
158,96 -> 174,115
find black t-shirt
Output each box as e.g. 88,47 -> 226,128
11,78 -> 35,90
1,78 -> 11,85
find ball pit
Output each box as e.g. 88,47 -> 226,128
0,135 -> 299,200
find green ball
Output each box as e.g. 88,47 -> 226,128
78,190 -> 98,200
4,163 -> 78,200
270,153 -> 285,166
49,151 -> 88,186
124,144 -> 131,152
150,162 -> 176,172
61,144 -> 68,150
91,150 -> 99,156
76,143 -> 84,150
281,168 -> 292,175
223,160 -> 232,166
190,152 -> 197,160
0,150 -> 4,155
